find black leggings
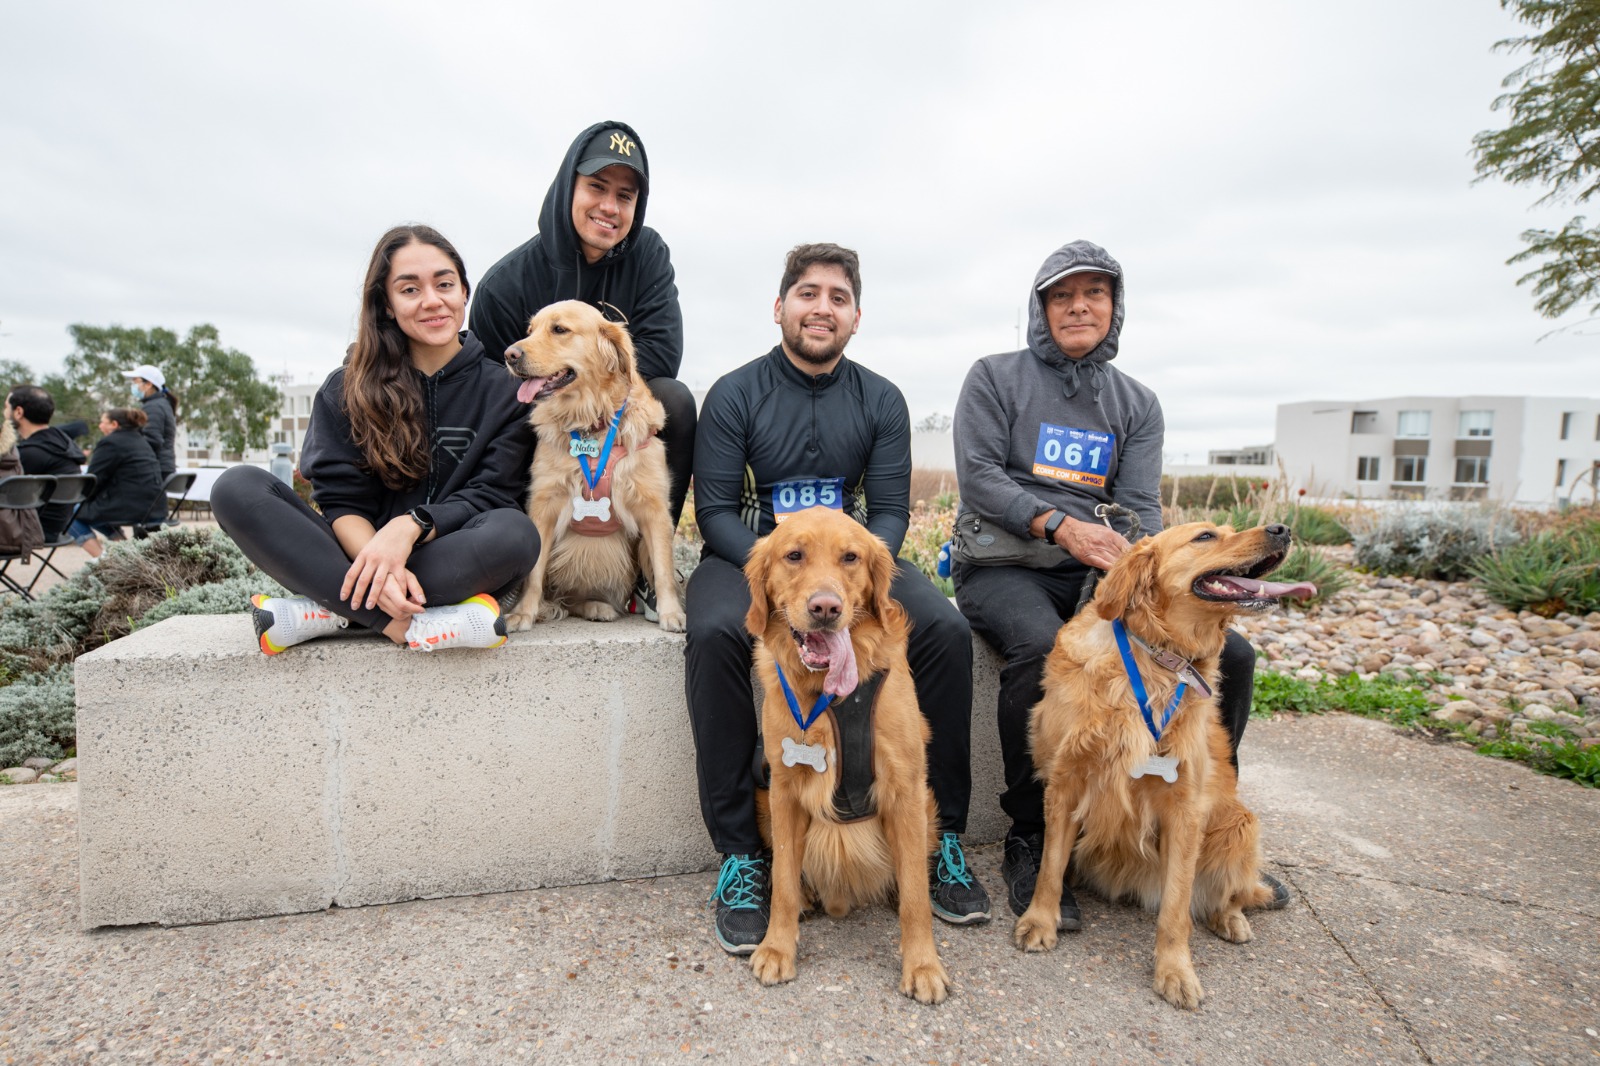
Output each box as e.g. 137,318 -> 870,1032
684,552 -> 975,855
212,465 -> 539,633
954,559 -> 1256,839
647,377 -> 696,530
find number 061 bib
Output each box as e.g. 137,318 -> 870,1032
1033,424 -> 1114,488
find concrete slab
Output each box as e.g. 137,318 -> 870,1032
75,613 -> 1010,928
8,715 -> 1594,1063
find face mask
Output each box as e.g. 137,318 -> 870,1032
131,383 -> 145,399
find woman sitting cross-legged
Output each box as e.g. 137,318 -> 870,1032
212,224 -> 539,654
67,407 -> 165,559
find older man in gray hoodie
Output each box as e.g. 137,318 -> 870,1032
952,239 -> 1283,929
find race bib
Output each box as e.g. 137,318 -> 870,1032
772,477 -> 845,522
1032,424 -> 1114,488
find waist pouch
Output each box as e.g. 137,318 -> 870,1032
950,509 -> 1066,570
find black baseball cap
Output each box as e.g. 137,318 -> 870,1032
576,127 -> 648,188
1036,263 -> 1119,293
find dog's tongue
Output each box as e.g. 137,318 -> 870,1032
516,376 -> 549,404
818,627 -> 858,698
1217,575 -> 1318,600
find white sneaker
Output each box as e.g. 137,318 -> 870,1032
252,594 -> 348,655
404,594 -> 508,652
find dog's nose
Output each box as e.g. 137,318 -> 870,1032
1265,523 -> 1291,541
807,593 -> 842,624
504,345 -> 521,364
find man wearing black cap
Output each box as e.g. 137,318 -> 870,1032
471,121 -> 694,617
951,239 -> 1288,930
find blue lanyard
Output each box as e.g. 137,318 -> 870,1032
1113,618 -> 1187,744
775,663 -> 834,732
570,402 -> 626,492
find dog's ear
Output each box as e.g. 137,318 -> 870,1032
597,318 -> 638,379
1094,540 -> 1159,621
743,535 -> 774,639
866,536 -> 905,632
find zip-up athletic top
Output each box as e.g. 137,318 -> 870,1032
694,346 -> 911,563
299,331 -> 533,538
469,120 -> 684,381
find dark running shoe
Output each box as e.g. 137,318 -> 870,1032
627,574 -> 659,623
1001,830 -> 1082,931
1260,871 -> 1293,910
710,852 -> 770,955
930,832 -> 991,925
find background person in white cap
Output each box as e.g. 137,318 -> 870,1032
124,363 -> 179,479
470,120 -> 693,622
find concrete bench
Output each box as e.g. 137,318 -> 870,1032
75,614 -> 1008,928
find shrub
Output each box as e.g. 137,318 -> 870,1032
1470,519 -> 1600,616
1268,545 -> 1353,608
900,494 -> 957,596
1352,506 -> 1519,580
0,666 -> 75,767
1160,475 -> 1262,510
1288,505 -> 1352,545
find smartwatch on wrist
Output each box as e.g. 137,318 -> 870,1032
1042,510 -> 1068,547
407,506 -> 435,546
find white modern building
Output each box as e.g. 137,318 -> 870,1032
1274,396 -> 1600,506
184,380 -> 320,467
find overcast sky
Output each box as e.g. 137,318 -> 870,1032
2,0 -> 1590,462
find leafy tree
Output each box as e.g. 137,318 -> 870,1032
0,358 -> 38,392
915,411 -> 953,433
1472,0 -> 1600,318
62,324 -> 282,452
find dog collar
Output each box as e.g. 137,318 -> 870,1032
1113,618 -> 1187,744
1124,628 -> 1213,699
569,401 -> 627,493
775,662 -> 834,732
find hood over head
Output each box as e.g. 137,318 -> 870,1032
1026,240 -> 1125,400
537,120 -> 652,269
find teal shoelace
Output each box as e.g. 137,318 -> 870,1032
935,833 -> 975,887
711,854 -> 765,908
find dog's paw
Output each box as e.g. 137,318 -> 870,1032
1153,960 -> 1205,1010
900,958 -> 950,1005
1207,909 -> 1253,944
1012,909 -> 1059,952
535,601 -> 568,623
749,944 -> 796,986
505,609 -> 535,633
577,600 -> 617,622
657,606 -> 686,633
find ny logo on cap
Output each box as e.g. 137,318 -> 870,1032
608,132 -> 636,156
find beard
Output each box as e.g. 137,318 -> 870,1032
781,318 -> 850,367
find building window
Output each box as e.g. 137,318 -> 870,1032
1454,457 -> 1489,484
1560,412 -> 1575,439
1458,410 -> 1493,437
1351,410 -> 1379,434
1394,456 -> 1427,482
1556,459 -> 1568,486
1396,410 -> 1431,438
1357,457 -> 1381,481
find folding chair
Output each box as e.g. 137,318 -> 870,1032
134,471 -> 199,539
25,472 -> 96,598
0,474 -> 58,600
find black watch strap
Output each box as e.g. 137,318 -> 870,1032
1042,511 -> 1067,546
407,507 -> 435,545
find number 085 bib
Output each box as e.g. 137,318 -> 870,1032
1033,424 -> 1114,488
772,477 -> 845,522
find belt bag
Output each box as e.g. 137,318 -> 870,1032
950,509 -> 1067,569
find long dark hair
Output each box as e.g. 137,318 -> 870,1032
159,385 -> 181,422
344,224 -> 471,490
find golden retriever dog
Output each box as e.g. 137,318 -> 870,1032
503,301 -> 684,633
1013,521 -> 1313,1009
744,507 -> 949,1005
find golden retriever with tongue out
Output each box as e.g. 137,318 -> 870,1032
1014,521 -> 1314,1010
502,301 -> 684,632
744,506 -> 949,1005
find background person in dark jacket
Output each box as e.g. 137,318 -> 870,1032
67,407 -> 163,558
470,121 -> 694,616
125,363 -> 179,479
7,384 -> 88,540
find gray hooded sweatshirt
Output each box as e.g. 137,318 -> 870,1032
953,240 -> 1164,551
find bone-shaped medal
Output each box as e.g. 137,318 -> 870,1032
572,496 -> 612,522
1130,754 -> 1179,783
569,436 -> 600,458
781,736 -> 827,773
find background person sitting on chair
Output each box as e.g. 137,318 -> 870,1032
67,408 -> 163,559
7,384 -> 87,540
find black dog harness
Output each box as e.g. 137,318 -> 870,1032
824,671 -> 885,823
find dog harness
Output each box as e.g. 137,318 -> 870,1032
767,665 -> 887,823
566,401 -> 653,537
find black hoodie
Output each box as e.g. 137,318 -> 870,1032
17,423 -> 88,537
299,332 -> 533,537
469,121 -> 684,381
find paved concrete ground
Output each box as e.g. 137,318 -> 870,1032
2,715 -> 1597,1064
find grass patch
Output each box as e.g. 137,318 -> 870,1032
1475,736 -> 1600,787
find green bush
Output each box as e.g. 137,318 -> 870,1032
1352,506 -> 1519,580
1469,519 -> 1600,617
0,666 -> 75,767
1268,545 -> 1353,608
1289,505 -> 1352,545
